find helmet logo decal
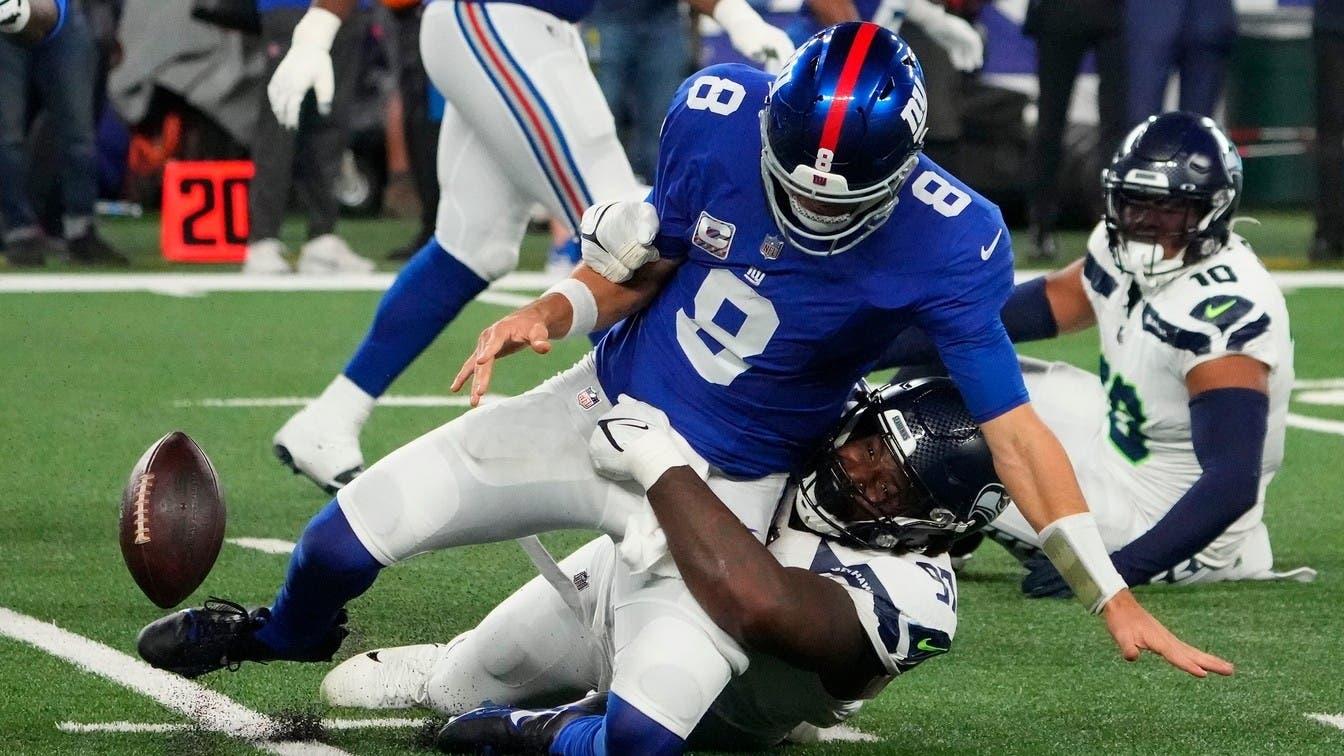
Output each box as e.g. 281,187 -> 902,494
900,78 -> 928,143
817,23 -> 879,154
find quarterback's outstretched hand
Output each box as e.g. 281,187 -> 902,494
713,0 -> 796,74
589,396 -> 688,490
451,308 -> 552,407
907,0 -> 982,72
1101,590 -> 1234,678
580,201 -> 660,283
268,8 -> 342,129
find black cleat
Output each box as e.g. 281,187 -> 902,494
137,597 -> 348,678
67,229 -> 130,266
436,691 -> 608,754
3,235 -> 59,267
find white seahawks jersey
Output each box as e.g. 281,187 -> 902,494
703,503 -> 959,747
1077,223 -> 1293,565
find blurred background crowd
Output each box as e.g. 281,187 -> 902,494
0,0 -> 1339,267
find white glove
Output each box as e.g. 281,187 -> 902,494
589,396 -> 690,491
0,0 -> 32,34
908,1 -> 983,73
579,201 -> 660,284
713,0 -> 796,75
267,8 -> 342,129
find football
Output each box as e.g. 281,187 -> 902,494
119,431 -> 227,608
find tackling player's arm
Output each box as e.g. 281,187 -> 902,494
803,0 -> 861,26
645,467 -> 883,699
0,0 -> 62,47
451,261 -> 680,406
686,0 -> 798,73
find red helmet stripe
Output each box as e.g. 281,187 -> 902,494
817,22 -> 879,157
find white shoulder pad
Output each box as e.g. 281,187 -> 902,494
1142,239 -> 1288,374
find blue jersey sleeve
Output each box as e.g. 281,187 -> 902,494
915,212 -> 1029,423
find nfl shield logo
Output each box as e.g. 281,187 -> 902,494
760,235 -> 783,260
576,387 -> 601,411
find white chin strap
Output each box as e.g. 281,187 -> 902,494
788,195 -> 852,233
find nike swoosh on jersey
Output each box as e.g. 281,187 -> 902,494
980,229 -> 1003,261
916,638 -> 948,653
1203,299 -> 1237,319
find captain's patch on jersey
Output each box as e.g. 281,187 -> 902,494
692,211 -> 736,259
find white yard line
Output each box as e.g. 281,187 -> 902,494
0,270 -> 553,295
1306,713 -> 1344,731
0,269 -> 1342,294
1295,378 -> 1344,390
1286,413 -> 1344,438
227,537 -> 296,555
58,718 -> 424,735
1294,390 -> 1344,407
0,607 -> 349,755
174,394 -> 505,409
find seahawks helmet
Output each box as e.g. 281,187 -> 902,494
795,377 -> 1008,554
761,22 -> 927,255
1103,112 -> 1243,290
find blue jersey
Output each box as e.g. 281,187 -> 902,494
460,0 -> 595,23
595,64 -> 1027,478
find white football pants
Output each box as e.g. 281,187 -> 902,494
987,357 -> 1276,585
336,353 -> 788,737
420,0 -> 640,281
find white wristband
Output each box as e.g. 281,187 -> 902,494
543,278 -> 598,340
1,0 -> 33,34
1039,512 -> 1128,614
628,432 -> 688,491
292,7 -> 342,52
712,0 -> 762,33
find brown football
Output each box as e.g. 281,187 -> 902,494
119,431 -> 226,608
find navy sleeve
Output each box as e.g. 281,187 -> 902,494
915,216 -> 1029,423
1110,387 -> 1268,584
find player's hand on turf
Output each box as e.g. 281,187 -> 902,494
923,13 -> 983,72
580,201 -> 660,284
1021,553 -> 1074,599
451,309 -> 552,407
588,396 -> 688,489
1101,590 -> 1235,678
267,9 -> 342,129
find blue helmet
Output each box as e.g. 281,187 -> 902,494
1103,112 -> 1243,290
761,22 -> 927,255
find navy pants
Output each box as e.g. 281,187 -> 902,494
1125,0 -> 1237,126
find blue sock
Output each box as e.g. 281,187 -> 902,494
255,500 -> 382,657
343,239 -> 488,396
549,694 -> 683,756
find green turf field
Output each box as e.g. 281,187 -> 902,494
1,216 -> 1342,754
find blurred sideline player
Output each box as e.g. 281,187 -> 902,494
139,26 -> 1229,756
264,0 -> 799,493
878,112 -> 1314,595
320,380 -> 1006,751
793,0 -> 984,73
0,0 -> 64,46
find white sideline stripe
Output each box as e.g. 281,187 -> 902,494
173,394 -> 504,409
0,607 -> 348,755
1,269 -> 1342,294
59,718 -> 424,735
227,537 -> 295,555
1294,390 -> 1344,407
1287,413 -> 1344,437
1307,713 -> 1344,731
1295,378 -> 1344,390
0,270 -> 553,294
